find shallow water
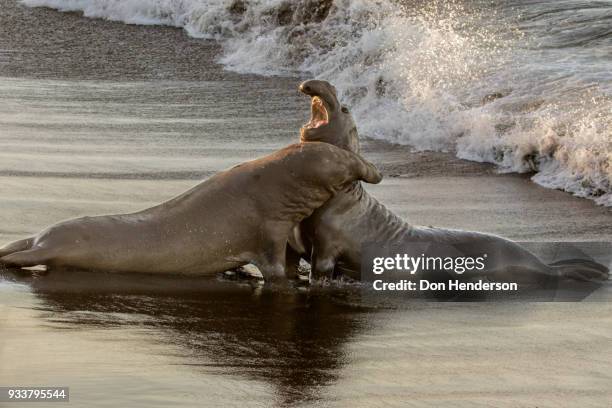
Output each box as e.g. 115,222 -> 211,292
1,1 -> 612,406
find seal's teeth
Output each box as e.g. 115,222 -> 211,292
303,96 -> 329,130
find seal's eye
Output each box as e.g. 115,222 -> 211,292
341,106 -> 349,113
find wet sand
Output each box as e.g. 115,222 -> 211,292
1,1 -> 612,407
2,272 -> 612,407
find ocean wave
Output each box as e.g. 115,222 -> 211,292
21,0 -> 612,206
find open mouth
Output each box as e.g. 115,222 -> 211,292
304,96 -> 329,129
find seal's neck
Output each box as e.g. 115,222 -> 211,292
343,180 -> 366,198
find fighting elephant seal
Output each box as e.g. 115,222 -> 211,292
0,142 -> 382,281
296,80 -> 608,284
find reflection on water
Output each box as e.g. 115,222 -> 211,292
2,268 -> 612,407
0,269 -> 370,406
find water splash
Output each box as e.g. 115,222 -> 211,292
21,0 -> 612,205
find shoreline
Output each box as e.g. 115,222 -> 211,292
2,0 -> 610,209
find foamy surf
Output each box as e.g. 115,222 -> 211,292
21,0 -> 612,206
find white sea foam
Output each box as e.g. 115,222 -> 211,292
21,0 -> 612,205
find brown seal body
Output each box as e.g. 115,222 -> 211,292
296,80 -> 608,283
0,142 -> 382,280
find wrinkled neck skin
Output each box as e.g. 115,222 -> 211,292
340,182 -> 414,244
300,125 -> 359,154
302,181 -> 417,280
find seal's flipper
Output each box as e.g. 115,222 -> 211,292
0,237 -> 34,258
550,259 -> 610,282
1,247 -> 54,268
310,249 -> 337,282
255,238 -> 288,282
285,246 -> 302,280
288,225 -> 306,255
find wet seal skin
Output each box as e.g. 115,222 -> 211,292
0,142 -> 381,281
296,80 -> 609,284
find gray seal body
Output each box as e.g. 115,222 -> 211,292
296,80 -> 608,283
0,142 -> 382,280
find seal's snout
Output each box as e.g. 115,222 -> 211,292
299,79 -> 359,153
299,82 -> 313,95
299,80 -> 331,97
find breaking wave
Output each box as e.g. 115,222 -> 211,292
21,0 -> 612,205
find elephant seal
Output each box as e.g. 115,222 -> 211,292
296,80 -> 608,284
0,142 -> 382,281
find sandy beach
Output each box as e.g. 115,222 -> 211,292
1,1 -> 611,407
